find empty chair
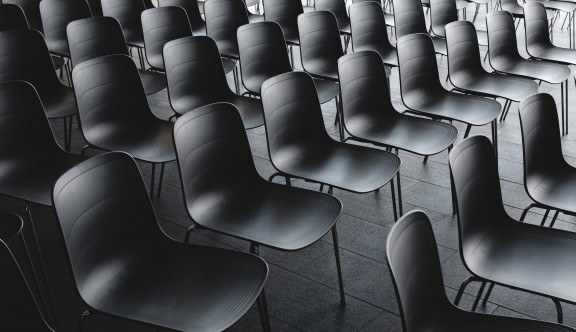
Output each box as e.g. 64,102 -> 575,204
263,0 -> 303,45
497,0 -> 525,28
204,0 -> 249,60
158,0 -> 206,35
261,71 -> 402,220
314,0 -> 351,49
338,51 -> 458,162
393,0 -> 447,55
386,210 -> 576,332
237,21 -> 340,104
445,20 -> 537,121
52,151 -> 270,331
430,0 -> 488,45
173,102 -> 345,304
163,36 -> 264,128
66,16 -> 166,94
0,3 -> 30,31
396,33 -> 501,154
72,54 -> 176,196
4,0 -> 43,32
349,1 -> 398,68
352,0 -> 395,27
486,11 -> 570,132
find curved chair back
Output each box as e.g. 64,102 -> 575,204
430,0 -> 458,38
314,0 -> 348,28
204,0 -> 249,59
237,21 -> 292,94
141,6 -> 192,70
350,1 -> 391,51
486,11 -> 522,65
386,210 -> 451,332
297,11 -> 343,79
158,0 -> 206,35
164,36 -> 231,115
0,239 -> 53,331
101,0 -> 145,45
4,0 -> 43,32
263,0 -> 303,31
518,93 -> 564,191
261,72 -> 330,161
524,2 -> 553,51
393,0 -> 427,38
39,0 -> 92,56
445,21 -> 485,81
67,17 -> 130,67
0,3 -> 29,31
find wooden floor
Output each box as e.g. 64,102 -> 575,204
8,2 -> 576,331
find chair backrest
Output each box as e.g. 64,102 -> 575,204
445,21 -> 485,82
261,71 -> 331,162
449,136 -> 507,260
163,36 -> 231,115
237,21 -> 292,94
0,3 -> 29,31
386,210 -> 451,332
263,0 -> 303,29
67,17 -> 130,68
518,93 -> 565,192
101,0 -> 146,43
297,11 -> 343,77
429,0 -> 458,38
486,11 -> 522,65
314,0 -> 348,20
4,0 -> 43,32
393,0 -> 427,39
52,152 -> 161,307
204,0 -> 249,58
338,50 -> 395,124
351,0 -> 383,5
0,238 -> 53,331
141,6 -> 192,70
173,103 -> 260,212
158,0 -> 206,35
39,0 -> 93,55
349,1 -> 393,54
524,2 -> 553,51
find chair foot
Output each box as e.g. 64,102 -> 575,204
331,225 -> 346,306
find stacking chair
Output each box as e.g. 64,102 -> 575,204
262,0 -> 303,57
204,0 -> 248,60
338,51 -> 458,164
158,0 -> 207,36
349,1 -> 398,68
396,33 -> 501,154
0,29 -> 79,151
261,71 -> 403,220
386,210 -> 576,332
52,152 -> 270,332
174,102 -> 345,305
163,36 -> 264,128
72,55 -> 176,197
351,0 -> 395,27
497,0 -> 525,28
314,0 -> 351,50
450,135 -> 576,324
237,21 -> 340,104
445,20 -> 538,121
393,0 -> 447,55
466,0 -> 490,22
486,11 -> 570,132
67,16 -> 166,95
4,0 -> 43,32
430,0 -> 487,45
0,3 -> 30,31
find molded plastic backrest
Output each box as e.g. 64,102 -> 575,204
0,4 -> 29,31
338,50 -> 394,122
386,210 -> 450,332
263,0 -> 303,28
393,0 -> 427,38
101,0 -> 145,41
141,6 -> 192,70
501,0 -> 523,12
351,0 -> 383,5
39,0 -> 92,53
52,152 -> 160,306
67,17 -> 130,67
163,36 -> 230,114
0,239 -> 53,331
518,93 -> 564,184
174,103 -> 260,209
430,0 -> 458,37
445,21 -> 484,79
449,136 -> 506,259
314,0 -> 347,18
261,71 -> 330,158
486,11 -> 521,61
204,0 -> 249,55
349,2 -> 392,52
524,2 -> 552,48
158,0 -> 205,34
4,0 -> 43,32
396,33 -> 443,97
298,11 -> 343,72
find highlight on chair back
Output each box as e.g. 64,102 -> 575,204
393,0 -> 447,55
159,0 -> 207,36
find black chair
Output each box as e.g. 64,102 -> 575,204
4,0 -> 43,32
0,29 -> 79,150
261,71 -> 402,220
349,1 -> 398,68
0,239 -> 54,332
386,210 -> 576,332
351,0 -> 395,27
262,0 -> 302,47
396,33 -> 501,154
237,21 -> 340,104
450,135 -> 576,324
445,20 -> 538,121
393,0 -> 447,55
314,0 -> 351,49
163,36 -> 264,128
204,0 -> 248,60
72,54 -> 176,197
338,50 -> 458,163
52,151 -> 270,332
497,0 -> 525,28
66,16 -> 166,95
158,0 -> 206,35
173,102 -> 345,305
0,3 -> 30,31
430,0 -> 488,45
486,10 -> 570,133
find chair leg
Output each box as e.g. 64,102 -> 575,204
553,298 -> 563,324
18,232 -> 49,322
395,149 -> 403,216
472,3 -> 480,22
454,275 -> 481,306
184,224 -> 196,243
63,117 -> 69,151
256,290 -> 271,332
150,163 -> 156,198
156,163 -> 165,197
471,281 -> 487,312
519,203 -> 538,222
390,177 -> 398,221
336,94 -> 344,142
331,225 -> 346,305
491,119 -> 498,157
81,144 -> 92,156
78,310 -> 91,332
463,124 -> 472,138
423,156 -> 429,163
540,209 -> 551,226
482,282 -> 495,307
549,210 -> 560,228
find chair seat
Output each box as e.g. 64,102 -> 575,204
41,87 -> 78,119
346,113 -> 458,156
335,16 -> 351,34
139,69 -> 167,95
190,181 -> 341,250
313,77 -> 340,104
281,25 -> 300,45
47,39 -> 70,58
354,44 -> 398,67
215,40 -> 240,60
248,12 -> 264,23
192,24 -> 207,36
305,60 -> 340,81
491,57 -> 570,84
476,29 -> 488,46
431,36 -> 447,55
222,57 -> 236,74
451,70 -> 538,102
527,165 -> 576,214
529,44 -> 576,65
384,12 -> 395,26
0,211 -> 22,244
274,141 -> 400,193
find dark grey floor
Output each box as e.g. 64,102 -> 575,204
7,2 -> 576,331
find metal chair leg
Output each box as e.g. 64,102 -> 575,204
519,203 -> 538,222
454,275 -> 482,306
540,209 -> 551,226
471,281 -> 487,311
482,282 -> 495,307
553,298 -> 563,324
331,225 -> 346,305
18,232 -> 49,322
156,163 -> 165,197
183,224 -> 196,243
256,290 -> 271,332
150,163 -> 156,198
549,210 -> 560,228
463,124 -> 472,138
390,178 -> 398,221
395,149 -> 403,216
